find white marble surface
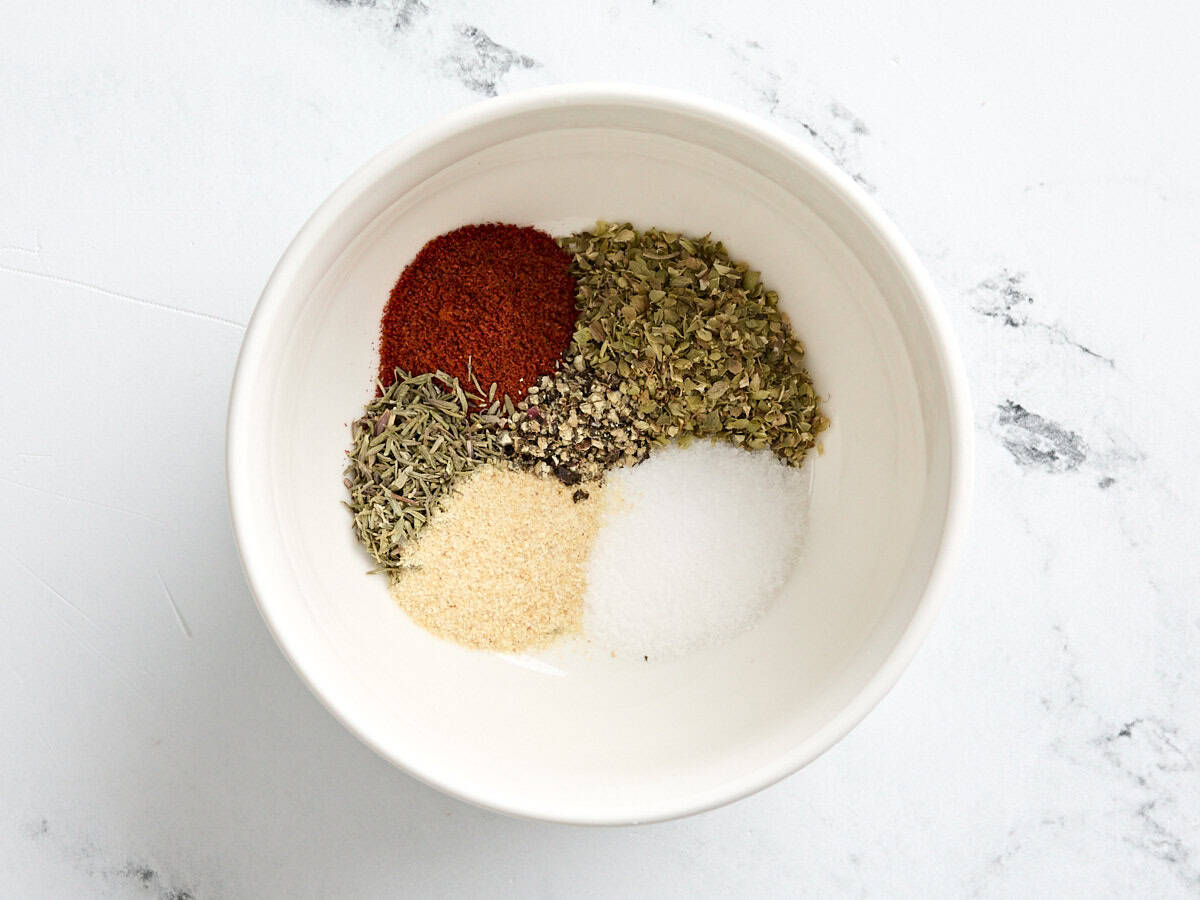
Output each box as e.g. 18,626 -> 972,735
1,1 -> 1198,896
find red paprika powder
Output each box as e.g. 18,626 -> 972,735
377,223 -> 577,402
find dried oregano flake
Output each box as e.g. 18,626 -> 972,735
556,222 -> 828,467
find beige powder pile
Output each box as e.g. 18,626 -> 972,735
389,465 -> 604,653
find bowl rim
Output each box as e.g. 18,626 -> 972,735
226,82 -> 974,825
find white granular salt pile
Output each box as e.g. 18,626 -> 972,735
584,440 -> 809,660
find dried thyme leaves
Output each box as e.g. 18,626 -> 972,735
343,369 -> 504,571
557,222 -> 828,466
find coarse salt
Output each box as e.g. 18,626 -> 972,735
584,440 -> 809,660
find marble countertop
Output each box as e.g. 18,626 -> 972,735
2,1 -> 1197,896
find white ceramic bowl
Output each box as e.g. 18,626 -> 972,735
227,84 -> 972,825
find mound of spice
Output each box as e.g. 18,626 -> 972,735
344,369 -> 505,571
584,440 -> 808,659
391,464 -> 604,653
377,223 -> 577,402
557,222 -> 828,469
502,359 -> 652,485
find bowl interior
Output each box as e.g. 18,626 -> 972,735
229,91 -> 965,824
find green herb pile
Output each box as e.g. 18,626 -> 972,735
344,370 -> 503,571
504,222 -> 827,483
